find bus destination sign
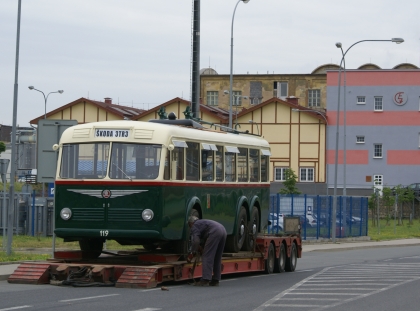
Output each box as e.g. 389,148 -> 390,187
95,129 -> 130,138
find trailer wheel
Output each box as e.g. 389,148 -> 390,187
225,207 -> 247,253
285,242 -> 297,272
79,239 -> 103,259
244,206 -> 259,251
274,243 -> 286,273
264,242 -> 275,274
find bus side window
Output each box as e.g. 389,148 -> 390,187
164,149 -> 170,180
249,149 -> 259,182
215,145 -> 224,181
225,152 -> 236,182
261,154 -> 269,182
186,142 -> 199,181
172,147 -> 184,180
201,150 -> 213,181
238,148 -> 248,182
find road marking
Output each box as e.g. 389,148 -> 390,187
132,309 -> 162,311
0,307 -> 32,311
253,262 -> 420,310
59,294 -> 119,302
296,269 -> 314,273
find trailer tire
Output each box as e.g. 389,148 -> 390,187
244,206 -> 259,251
79,239 -> 103,259
274,243 -> 286,273
285,242 -> 297,272
225,207 -> 247,253
264,242 -> 275,274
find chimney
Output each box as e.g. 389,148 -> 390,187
286,96 -> 299,105
104,97 -> 112,105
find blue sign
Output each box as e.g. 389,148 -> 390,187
48,183 -> 54,197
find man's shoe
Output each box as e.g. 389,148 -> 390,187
194,279 -> 210,286
209,279 -> 219,286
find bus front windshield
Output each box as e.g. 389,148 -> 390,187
60,143 -> 162,180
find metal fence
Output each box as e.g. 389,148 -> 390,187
268,194 -> 369,240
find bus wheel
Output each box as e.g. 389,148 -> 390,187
174,208 -> 200,255
285,242 -> 297,272
264,242 -> 275,274
244,207 -> 259,251
79,239 -> 103,259
225,207 -> 247,253
274,243 -> 286,273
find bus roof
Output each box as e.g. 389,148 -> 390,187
59,120 -> 270,150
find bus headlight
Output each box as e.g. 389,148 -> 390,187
60,208 -> 72,220
142,209 -> 154,222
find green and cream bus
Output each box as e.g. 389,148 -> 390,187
54,118 -> 271,258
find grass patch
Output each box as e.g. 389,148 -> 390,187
0,252 -> 50,263
368,218 -> 420,241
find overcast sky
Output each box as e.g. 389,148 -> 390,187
1,0 -> 419,126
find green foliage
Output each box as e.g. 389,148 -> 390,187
0,141 -> 5,155
279,168 -> 301,195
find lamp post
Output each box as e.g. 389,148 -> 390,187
28,86 -> 64,119
292,108 -> 328,195
229,0 -> 250,130
332,38 -> 404,242
28,86 -> 63,221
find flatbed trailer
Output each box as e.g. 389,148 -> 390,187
8,234 -> 301,288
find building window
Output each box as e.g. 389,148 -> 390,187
232,91 -> 242,106
374,97 -> 383,111
273,82 -> 288,98
308,89 -> 321,107
374,144 -> 382,158
373,175 -> 383,186
207,91 -> 218,106
300,167 -> 314,182
356,136 -> 365,144
274,167 -> 288,181
357,96 -> 366,105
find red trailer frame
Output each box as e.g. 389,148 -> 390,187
8,234 -> 301,288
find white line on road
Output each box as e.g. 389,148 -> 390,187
296,269 -> 314,273
0,307 -> 32,311
132,309 -> 162,311
59,294 -> 120,303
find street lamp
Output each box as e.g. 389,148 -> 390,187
292,108 -> 328,195
229,0 -> 250,130
332,38 -> 404,242
248,120 -> 259,135
28,86 -> 64,119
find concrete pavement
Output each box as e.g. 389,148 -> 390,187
1,238 -> 420,281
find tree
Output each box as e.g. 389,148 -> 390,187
279,168 -> 301,195
0,141 -> 6,156
382,187 -> 395,226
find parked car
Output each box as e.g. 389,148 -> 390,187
406,183 -> 420,197
268,212 -> 284,233
299,214 -> 317,228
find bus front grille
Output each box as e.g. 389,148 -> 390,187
108,208 -> 142,222
72,208 -> 104,221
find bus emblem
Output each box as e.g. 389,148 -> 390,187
102,190 -> 111,198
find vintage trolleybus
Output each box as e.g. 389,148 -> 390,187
54,118 -> 271,258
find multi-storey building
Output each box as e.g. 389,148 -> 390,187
326,65 -> 420,195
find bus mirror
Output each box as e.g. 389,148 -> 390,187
168,144 -> 174,151
52,144 -> 59,151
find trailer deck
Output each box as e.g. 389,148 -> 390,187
8,235 -> 302,288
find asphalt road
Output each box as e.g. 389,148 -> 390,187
1,245 -> 419,311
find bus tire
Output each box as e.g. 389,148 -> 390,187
244,206 -> 259,251
274,243 -> 286,273
225,207 -> 247,253
264,242 -> 275,274
79,239 -> 103,259
174,208 -> 200,255
285,242 -> 297,272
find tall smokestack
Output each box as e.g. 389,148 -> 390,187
191,0 -> 200,118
